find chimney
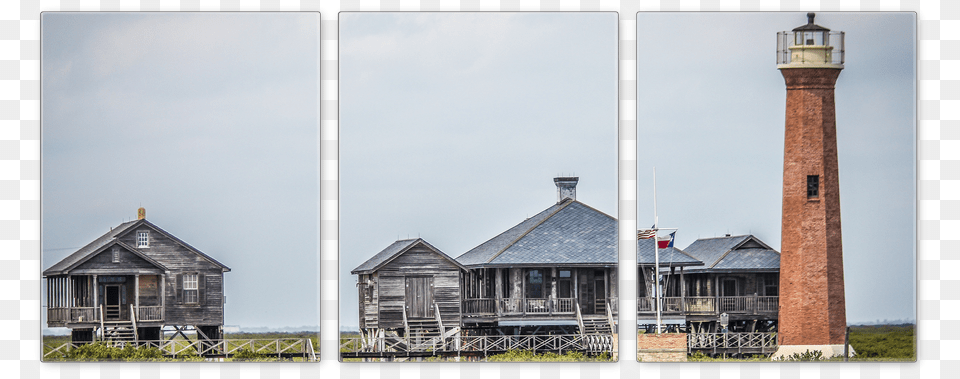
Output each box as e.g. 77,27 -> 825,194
554,177 -> 579,203
137,207 -> 146,220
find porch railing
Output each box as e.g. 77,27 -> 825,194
136,306 -> 163,322
637,296 -> 778,315
474,298 -> 577,316
462,298 -> 496,315
48,307 -> 100,323
47,306 -> 166,324
687,332 -> 778,352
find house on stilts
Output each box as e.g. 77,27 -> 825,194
351,177 -> 617,356
43,208 -> 230,345
637,234 -> 781,335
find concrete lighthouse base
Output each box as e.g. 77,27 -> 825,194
771,344 -> 856,361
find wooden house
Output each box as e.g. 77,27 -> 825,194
352,177 -> 618,343
352,239 -> 466,337
637,234 -> 780,333
456,177 -> 618,335
43,208 -> 230,343
636,237 -> 704,331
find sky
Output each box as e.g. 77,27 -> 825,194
338,13 -> 618,327
636,12 -> 916,324
41,13 -> 319,329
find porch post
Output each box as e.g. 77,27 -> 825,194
161,274 -> 166,320
714,276 -> 719,315
521,269 -> 526,315
92,275 -> 98,308
67,275 -> 72,308
680,267 -> 686,312
550,267 -> 557,314
135,274 -> 140,316
495,268 -> 502,315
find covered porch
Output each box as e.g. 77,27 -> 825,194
45,273 -> 165,326
462,266 -> 617,319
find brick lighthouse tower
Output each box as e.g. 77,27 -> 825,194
774,13 -> 851,358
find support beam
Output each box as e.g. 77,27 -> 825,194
93,275 -> 98,309
135,274 -> 140,316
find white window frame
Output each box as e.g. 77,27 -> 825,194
137,231 -> 149,248
183,273 -> 199,304
112,248 -> 120,263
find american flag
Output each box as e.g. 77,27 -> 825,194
637,225 -> 656,240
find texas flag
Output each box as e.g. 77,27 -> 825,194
657,231 -> 676,249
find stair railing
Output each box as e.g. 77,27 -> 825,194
98,305 -> 105,342
575,302 -> 585,335
401,306 -> 410,344
433,302 -> 444,334
433,302 -> 445,349
129,304 -> 138,343
606,300 -> 616,335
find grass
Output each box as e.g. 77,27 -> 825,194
647,324 -> 916,362
42,331 -> 320,362
338,332 -> 615,362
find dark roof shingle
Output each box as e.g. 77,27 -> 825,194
636,238 -> 703,266
456,200 -> 617,266
681,235 -> 780,273
351,238 -> 465,274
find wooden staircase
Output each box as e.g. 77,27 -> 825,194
406,319 -> 442,351
580,316 -> 612,335
102,321 -> 138,346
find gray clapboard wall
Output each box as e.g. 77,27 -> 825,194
367,244 -> 463,329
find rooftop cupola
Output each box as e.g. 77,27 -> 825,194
777,13 -> 844,69
554,177 -> 578,203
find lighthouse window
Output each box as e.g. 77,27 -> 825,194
807,175 -> 819,198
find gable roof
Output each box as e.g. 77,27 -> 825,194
43,218 -> 230,276
351,238 -> 466,275
636,238 -> 703,267
681,234 -> 780,273
44,220 -> 140,276
456,199 -> 617,267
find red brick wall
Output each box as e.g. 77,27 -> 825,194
778,68 -> 847,346
637,333 -> 687,362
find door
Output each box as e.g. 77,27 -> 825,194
105,285 -> 121,320
594,270 -> 606,314
719,277 -> 739,312
405,277 -> 433,319
578,270 -> 595,314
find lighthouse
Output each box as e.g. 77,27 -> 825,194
773,13 -> 852,359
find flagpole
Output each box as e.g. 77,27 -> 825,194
653,167 -> 662,335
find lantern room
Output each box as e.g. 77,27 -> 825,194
777,13 -> 844,69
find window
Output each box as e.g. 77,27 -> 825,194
183,274 -> 198,304
137,231 -> 149,248
112,248 -> 119,263
807,175 -> 819,198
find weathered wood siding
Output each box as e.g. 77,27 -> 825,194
118,226 -> 225,326
371,244 -> 462,329
71,248 -> 163,275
